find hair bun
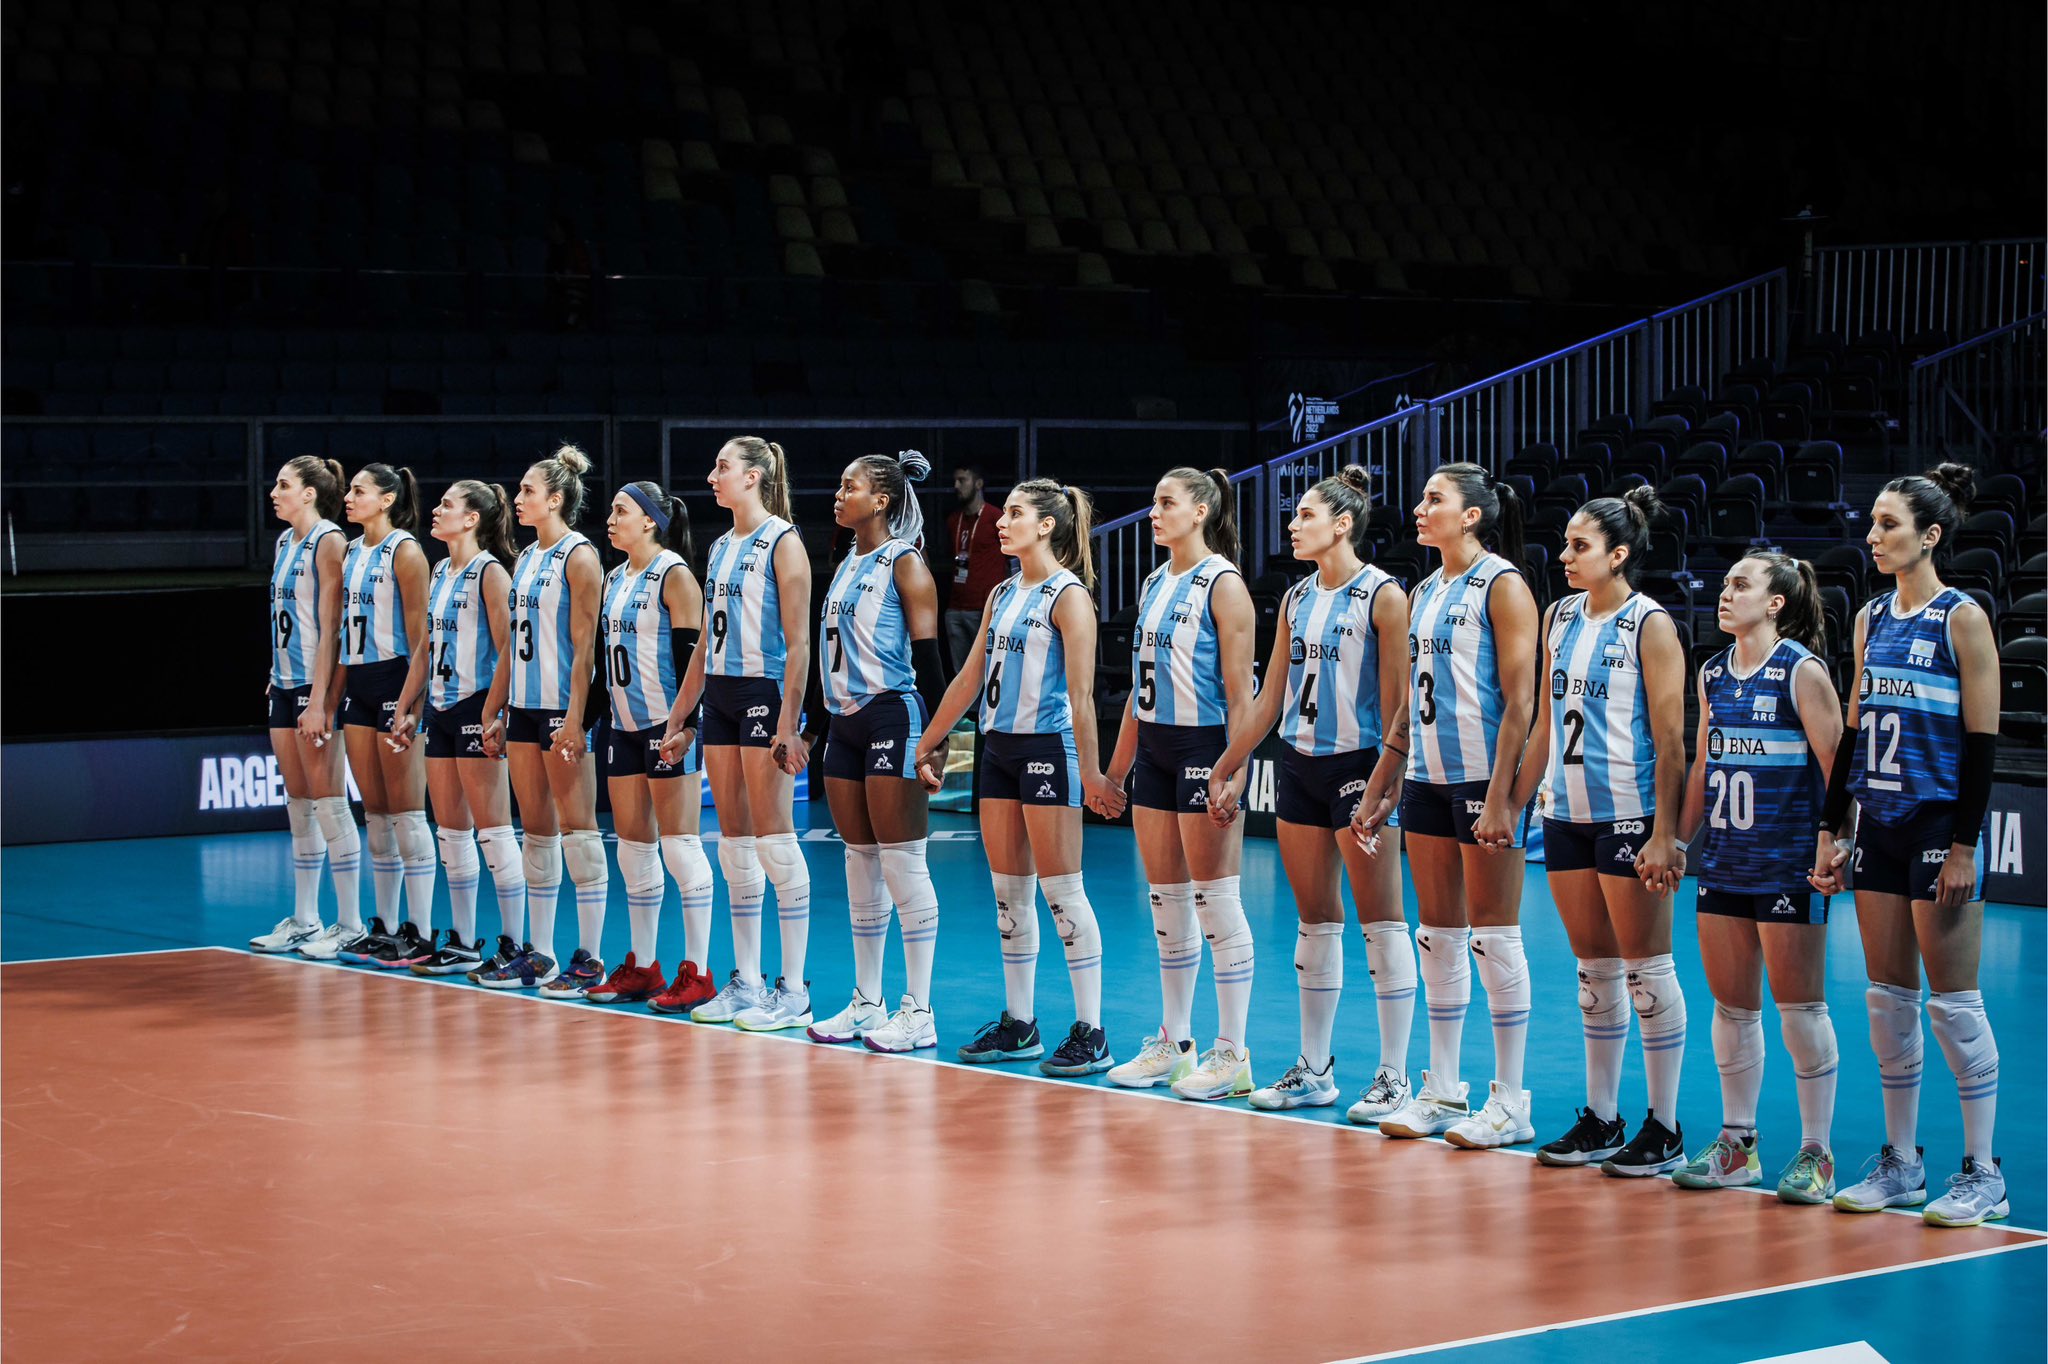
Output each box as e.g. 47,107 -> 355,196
553,443 -> 591,476
1927,461 -> 1976,514
1337,462 -> 1370,493
898,448 -> 931,482
1621,483 -> 1664,523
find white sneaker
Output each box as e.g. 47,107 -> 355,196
807,990 -> 887,1044
295,923 -> 355,961
250,917 -> 320,953
735,978 -> 814,1032
1249,1055 -> 1339,1110
1171,1043 -> 1253,1101
1444,1080 -> 1535,1149
1376,1069 -> 1470,1138
1106,1030 -> 1198,1089
690,972 -> 769,1024
863,996 -> 937,1053
1346,1066 -> 1411,1125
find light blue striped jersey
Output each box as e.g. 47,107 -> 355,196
269,518 -> 341,688
1545,591 -> 1667,823
1699,639 -> 1825,893
1851,587 -> 1967,825
820,538 -> 917,716
703,515 -> 796,679
601,550 -> 687,731
1408,552 -> 1518,784
338,529 -> 417,665
1133,553 -> 1240,727
508,530 -> 594,710
981,568 -> 1083,735
426,551 -> 501,709
1279,563 -> 1395,756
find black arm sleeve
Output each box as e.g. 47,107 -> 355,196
912,636 -> 947,723
670,628 -> 701,728
1817,732 -> 1858,834
1950,732 -> 1997,850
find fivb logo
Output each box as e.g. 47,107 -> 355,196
200,752 -> 362,811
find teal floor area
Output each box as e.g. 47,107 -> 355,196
4,810 -> 2043,1364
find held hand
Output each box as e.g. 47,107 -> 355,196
774,731 -> 811,776
481,713 -> 506,758
1633,835 -> 1685,895
658,725 -> 695,766
297,703 -> 332,748
913,740 -> 947,793
550,717 -> 585,764
1207,764 -> 1247,828
1935,846 -> 1977,911
1083,770 -> 1126,819
1808,832 -> 1850,896
1472,801 -> 1515,854
386,711 -> 419,752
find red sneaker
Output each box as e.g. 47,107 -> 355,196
648,959 -> 715,1014
584,952 -> 667,1004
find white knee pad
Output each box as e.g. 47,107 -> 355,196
1149,884 -> 1202,959
395,809 -> 436,865
314,795 -> 358,845
1415,925 -> 1472,998
1470,925 -> 1529,999
1865,981 -> 1924,1072
1624,955 -> 1682,1021
993,872 -> 1040,953
617,837 -> 664,896
286,795 -> 322,850
522,831 -> 563,888
476,826 -> 525,884
1576,957 -> 1627,1020
364,810 -> 398,856
1041,873 -> 1097,947
1190,876 -> 1245,940
436,826 -> 479,876
843,841 -> 887,908
879,838 -> 934,908
755,831 -> 809,893
717,833 -> 763,892
1361,920 -> 1417,994
1927,990 -> 1998,1085
1295,921 -> 1345,992
1777,1001 -> 1839,1079
562,828 -> 609,888
1712,1003 -> 1765,1076
661,833 -> 714,896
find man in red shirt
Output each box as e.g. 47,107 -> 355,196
943,464 -> 1007,676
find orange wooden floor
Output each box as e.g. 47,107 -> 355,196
3,950 -> 2036,1363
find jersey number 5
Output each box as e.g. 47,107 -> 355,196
1137,659 -> 1157,713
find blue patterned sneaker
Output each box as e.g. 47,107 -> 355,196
1833,1144 -> 1927,1213
956,1012 -> 1044,1063
467,935 -> 522,983
539,948 -> 605,998
1040,1022 -> 1113,1077
1924,1156 -> 2008,1227
474,943 -> 558,991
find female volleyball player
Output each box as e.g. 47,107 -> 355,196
1818,465 -> 2006,1228
1671,553 -> 1844,1203
251,456 -> 358,954
1372,463 -> 1537,1148
656,437 -> 814,1026
1511,487 -> 1691,1177
1102,467 -> 1259,1101
386,481 -> 524,976
323,465 -> 435,969
579,481 -> 716,1007
1207,466 -> 1409,1111
800,452 -> 950,1050
472,445 -> 608,995
914,480 -> 1120,1075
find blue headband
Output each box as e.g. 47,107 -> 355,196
624,485 -> 670,532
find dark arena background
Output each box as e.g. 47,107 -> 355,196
2,3 -> 2044,1361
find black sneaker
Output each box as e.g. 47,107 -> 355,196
412,931 -> 484,977
955,1011 -> 1044,1063
1537,1107 -> 1629,1167
337,916 -> 396,964
468,934 -> 522,982
1040,1021 -> 1114,1077
371,921 -> 432,970
1602,1113 -> 1687,1178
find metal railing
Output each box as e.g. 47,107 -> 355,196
1815,237 -> 2044,341
1908,311 -> 2046,465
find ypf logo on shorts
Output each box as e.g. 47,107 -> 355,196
1611,819 -> 1646,835
1025,761 -> 1055,775
1183,766 -> 1212,780
1339,780 -> 1367,799
1464,800 -> 1486,815
1920,848 -> 1949,864
746,705 -> 771,718
872,739 -> 895,751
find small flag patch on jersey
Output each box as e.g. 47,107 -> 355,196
1909,639 -> 1936,662
1603,643 -> 1627,658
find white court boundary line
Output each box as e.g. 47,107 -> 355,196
1322,1239 -> 2046,1363
1,945 -> 222,966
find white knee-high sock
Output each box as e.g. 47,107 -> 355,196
1470,925 -> 1531,1093
562,828 -> 610,957
1042,872 -> 1102,1028
1149,884 -> 1201,1044
363,811 -> 404,929
1295,922 -> 1344,1071
1627,955 -> 1687,1127
395,810 -> 437,932
756,832 -> 810,987
1866,982 -> 1923,1153
1928,990 -> 1999,1164
1415,925 -> 1472,1090
716,835 -> 764,985
618,838 -> 663,964
435,826 -> 480,943
314,796 -> 362,932
1711,1003 -> 1765,1135
843,842 -> 890,1001
1778,1001 -> 1839,1149
1362,920 -> 1417,1075
522,831 -> 562,955
881,838 -> 938,1008
661,833 -> 715,972
1577,957 -> 1629,1121
286,796 -> 326,928
993,871 -> 1040,1021
475,825 -> 526,945
1192,876 -> 1253,1049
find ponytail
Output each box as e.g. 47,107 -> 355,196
625,479 -> 695,564
285,455 -> 345,523
450,479 -> 518,565
1165,465 -> 1240,567
728,435 -> 793,523
1882,461 -> 1975,560
1310,462 -> 1373,557
851,448 -> 933,547
1432,461 -> 1523,567
359,463 -> 421,531
530,443 -> 590,524
1744,550 -> 1828,657
1015,478 -> 1096,590
1576,484 -> 1664,586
